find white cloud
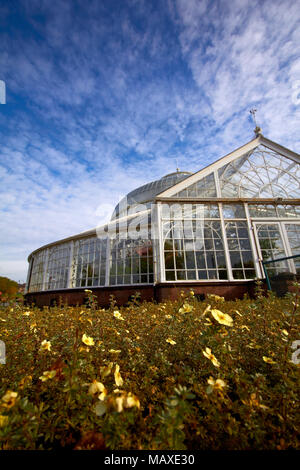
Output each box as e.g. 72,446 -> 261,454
0,0 -> 299,282
173,0 -> 300,147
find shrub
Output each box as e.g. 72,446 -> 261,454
0,288 -> 299,450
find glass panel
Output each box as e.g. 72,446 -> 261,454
256,224 -> 290,278
71,238 -> 107,288
218,145 -> 300,198
172,172 -> 217,198
222,204 -> 246,219
162,204 -> 219,221
256,224 -> 286,262
248,204 -> 300,218
177,270 -> 186,280
166,270 -> 175,281
46,242 -> 71,290
277,205 -> 300,218
218,270 -> 228,280
109,237 -> 153,285
225,221 -> 255,279
285,224 -> 300,256
162,203 -> 228,280
28,250 -> 47,292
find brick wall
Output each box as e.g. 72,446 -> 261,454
25,280 -> 262,307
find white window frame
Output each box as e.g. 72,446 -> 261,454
252,221 -> 295,274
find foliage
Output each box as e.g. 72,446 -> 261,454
0,277 -> 20,301
0,286 -> 299,450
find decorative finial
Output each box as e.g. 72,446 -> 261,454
250,108 -> 262,136
175,158 -> 180,172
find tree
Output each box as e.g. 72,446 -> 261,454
0,276 -> 19,299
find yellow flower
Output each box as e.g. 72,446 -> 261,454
19,375 -> 32,389
211,309 -> 233,327
100,362 -> 113,378
0,415 -> 8,427
203,347 -> 220,367
1,390 -> 18,408
263,356 -> 277,364
241,325 -> 250,331
114,391 -> 140,412
165,314 -> 172,319
243,393 -> 269,410
125,392 -> 140,409
40,340 -> 51,351
201,304 -> 211,317
179,303 -> 193,313
82,334 -> 94,346
39,370 -> 57,382
114,364 -> 124,387
282,330 -> 289,336
23,311 -> 31,316
109,349 -> 121,354
247,343 -> 261,349
166,338 -> 176,345
88,380 -> 107,401
115,395 -> 125,413
113,310 -> 124,320
84,289 -> 92,293
207,376 -> 226,390
207,294 -> 225,302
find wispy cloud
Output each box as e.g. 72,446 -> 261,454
0,0 -> 299,281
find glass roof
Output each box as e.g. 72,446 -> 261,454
218,145 -> 300,198
171,144 -> 300,199
111,171 -> 192,220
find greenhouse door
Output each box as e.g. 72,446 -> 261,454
283,223 -> 300,274
253,222 -> 299,275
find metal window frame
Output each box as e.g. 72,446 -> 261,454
67,241 -> 74,288
42,248 -> 49,291
218,202 -> 234,281
245,203 -> 262,278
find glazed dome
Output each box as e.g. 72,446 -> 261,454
110,171 -> 192,220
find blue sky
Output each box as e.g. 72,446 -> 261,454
0,0 -> 299,282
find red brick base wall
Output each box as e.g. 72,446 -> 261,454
24,280 -> 261,308
154,281 -> 258,303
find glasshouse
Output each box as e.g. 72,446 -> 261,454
25,130 -> 300,306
